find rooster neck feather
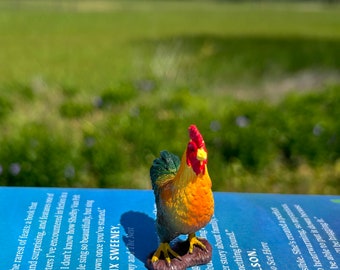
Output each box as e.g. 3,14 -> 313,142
173,151 -> 201,189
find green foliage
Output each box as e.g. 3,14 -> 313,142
0,94 -> 12,119
97,82 -> 138,109
277,86 -> 340,165
8,82 -> 36,100
0,122 -> 81,187
216,101 -> 277,170
147,36 -> 340,85
59,100 -> 93,118
0,2 -> 340,193
0,80 -> 339,193
60,85 -> 78,98
214,85 -> 340,170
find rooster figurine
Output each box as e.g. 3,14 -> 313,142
149,124 -> 214,268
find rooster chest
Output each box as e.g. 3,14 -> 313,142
159,180 -> 214,233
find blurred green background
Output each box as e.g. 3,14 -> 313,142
0,0 -> 339,194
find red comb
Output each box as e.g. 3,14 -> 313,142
189,125 -> 204,148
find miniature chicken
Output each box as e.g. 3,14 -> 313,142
150,124 -> 214,264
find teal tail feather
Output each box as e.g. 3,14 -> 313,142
150,150 -> 180,190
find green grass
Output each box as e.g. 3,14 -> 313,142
0,1 -> 340,194
1,1 -> 340,89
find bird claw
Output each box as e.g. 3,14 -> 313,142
188,233 -> 207,254
151,242 -> 182,265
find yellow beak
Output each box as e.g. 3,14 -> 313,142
196,148 -> 207,161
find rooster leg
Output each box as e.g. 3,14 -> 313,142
151,242 -> 181,264
187,233 -> 207,254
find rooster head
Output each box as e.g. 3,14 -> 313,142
186,125 -> 207,175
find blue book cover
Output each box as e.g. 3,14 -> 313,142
0,187 -> 339,269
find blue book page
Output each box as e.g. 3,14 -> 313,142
0,187 -> 339,269
211,193 -> 340,270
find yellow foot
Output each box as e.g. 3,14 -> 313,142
187,233 -> 207,254
151,242 -> 181,264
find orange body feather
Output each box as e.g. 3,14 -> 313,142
158,152 -> 214,236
